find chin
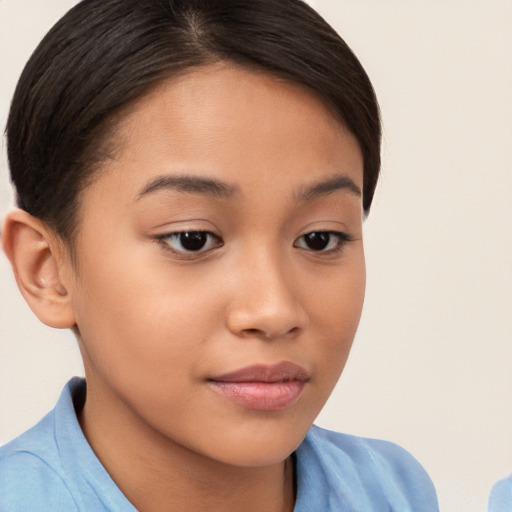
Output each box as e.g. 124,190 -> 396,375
216,445 -> 297,469
201,420 -> 310,468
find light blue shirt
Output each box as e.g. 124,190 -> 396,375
488,475 -> 512,512
0,378 -> 438,511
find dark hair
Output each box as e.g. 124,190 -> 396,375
7,0 -> 381,242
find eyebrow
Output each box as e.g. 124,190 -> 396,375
294,175 -> 362,202
137,174 -> 238,200
136,172 -> 361,203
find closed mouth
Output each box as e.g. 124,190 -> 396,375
208,362 -> 309,410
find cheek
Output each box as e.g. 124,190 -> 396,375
71,247 -> 222,378
309,247 -> 366,325
307,253 -> 366,374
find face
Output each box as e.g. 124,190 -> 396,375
68,64 -> 365,468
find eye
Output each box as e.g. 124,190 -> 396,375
157,231 -> 222,254
294,231 -> 351,253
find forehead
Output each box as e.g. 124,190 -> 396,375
84,63 -> 363,207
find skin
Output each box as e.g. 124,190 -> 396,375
3,64 -> 365,512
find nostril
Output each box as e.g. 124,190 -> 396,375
241,326 -> 301,340
242,328 -> 265,337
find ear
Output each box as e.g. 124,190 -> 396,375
2,209 -> 76,329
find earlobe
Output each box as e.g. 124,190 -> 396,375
2,209 -> 76,329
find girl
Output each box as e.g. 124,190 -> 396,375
0,1 -> 438,510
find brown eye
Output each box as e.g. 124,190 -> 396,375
302,232 -> 331,251
178,232 -> 208,251
159,231 -> 222,253
294,231 -> 351,253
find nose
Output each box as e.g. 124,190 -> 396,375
226,249 -> 306,341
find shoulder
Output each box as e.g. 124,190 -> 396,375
295,425 -> 439,511
0,415 -> 78,511
1,378 -> 135,512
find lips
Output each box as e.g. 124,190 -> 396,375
208,362 -> 309,411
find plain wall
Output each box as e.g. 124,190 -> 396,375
1,1 -> 511,511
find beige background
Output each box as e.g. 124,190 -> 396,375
1,1 -> 511,511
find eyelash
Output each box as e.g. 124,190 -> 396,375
155,231 -> 223,257
293,231 -> 353,254
155,230 -> 353,257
